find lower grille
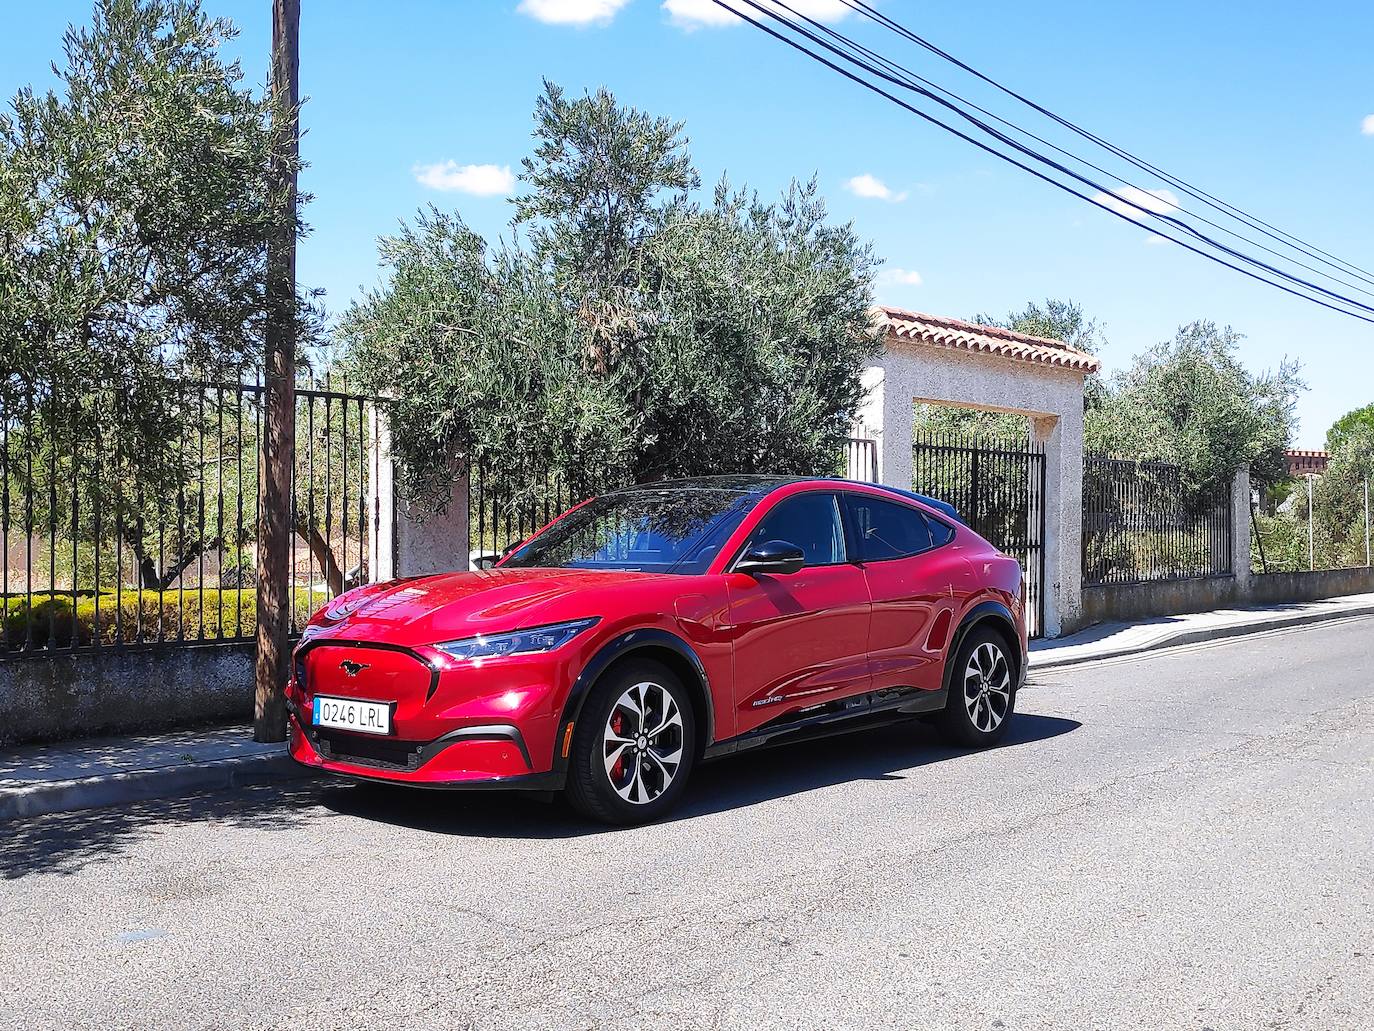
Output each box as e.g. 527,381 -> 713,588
316,729 -> 423,771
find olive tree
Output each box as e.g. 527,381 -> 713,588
0,0 -> 315,588
343,82 -> 880,513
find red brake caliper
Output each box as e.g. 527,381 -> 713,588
610,711 -> 625,782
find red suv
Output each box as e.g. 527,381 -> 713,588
287,476 -> 1027,824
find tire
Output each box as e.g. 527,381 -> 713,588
935,626 -> 1017,748
564,659 -> 697,826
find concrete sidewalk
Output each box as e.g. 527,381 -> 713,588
0,725 -> 304,822
1031,591 -> 1374,670
5,591 -> 1372,823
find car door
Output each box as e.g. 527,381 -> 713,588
844,492 -> 968,695
723,490 -> 872,736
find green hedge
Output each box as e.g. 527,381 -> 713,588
1,589 -> 329,649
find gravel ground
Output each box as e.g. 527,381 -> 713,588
2,616 -> 1371,1030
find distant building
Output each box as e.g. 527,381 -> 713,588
1286,449 -> 1330,477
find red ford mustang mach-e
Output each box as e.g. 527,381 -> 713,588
287,476 -> 1027,824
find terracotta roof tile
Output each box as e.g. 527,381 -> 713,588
874,305 -> 1102,374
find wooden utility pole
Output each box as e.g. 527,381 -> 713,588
255,0 -> 300,742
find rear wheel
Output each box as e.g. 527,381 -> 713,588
564,659 -> 696,826
935,627 -> 1017,748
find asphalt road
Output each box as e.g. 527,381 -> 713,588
3,616 -> 1372,1030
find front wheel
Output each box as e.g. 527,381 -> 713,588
564,659 -> 697,825
935,628 -> 1017,748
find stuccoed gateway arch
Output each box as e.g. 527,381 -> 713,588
850,306 -> 1102,639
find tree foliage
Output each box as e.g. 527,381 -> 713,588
0,0 -> 311,490
1086,321 -> 1302,495
1325,402 -> 1374,459
343,82 -> 880,512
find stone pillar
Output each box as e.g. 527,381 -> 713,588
1231,465 -> 1252,601
1032,410 -> 1084,638
858,359 -> 912,491
371,412 -> 471,580
393,473 -> 470,577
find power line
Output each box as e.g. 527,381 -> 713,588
838,0 -> 1374,287
733,0 -> 1374,317
708,0 -> 1374,324
769,0 -> 1374,300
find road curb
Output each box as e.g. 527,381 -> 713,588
0,751 -> 310,823
1030,603 -> 1374,672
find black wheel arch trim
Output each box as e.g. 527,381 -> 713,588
943,600 -> 1023,697
554,628 -> 716,773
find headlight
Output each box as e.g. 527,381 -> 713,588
433,618 -> 600,663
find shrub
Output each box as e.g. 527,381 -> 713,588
0,588 -> 329,649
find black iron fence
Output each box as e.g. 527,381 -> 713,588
467,459 -> 624,565
0,377 -> 384,657
911,430 -> 1047,638
1082,456 -> 1232,586
845,437 -> 878,482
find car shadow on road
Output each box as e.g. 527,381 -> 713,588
0,712 -> 1081,876
0,779 -> 327,880
317,710 -> 1082,840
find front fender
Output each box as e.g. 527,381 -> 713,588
552,628 -> 716,775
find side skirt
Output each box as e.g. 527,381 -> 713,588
702,686 -> 947,761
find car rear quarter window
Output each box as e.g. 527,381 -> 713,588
846,494 -> 953,562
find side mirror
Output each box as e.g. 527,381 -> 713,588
734,539 -> 805,577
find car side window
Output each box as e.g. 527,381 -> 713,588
846,494 -> 951,562
742,492 -> 846,567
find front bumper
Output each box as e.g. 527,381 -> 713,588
287,701 -> 567,791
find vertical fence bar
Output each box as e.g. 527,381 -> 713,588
306,388 -> 316,611
134,453 -> 144,646
197,387 -> 206,640
340,393 -> 348,604
289,389 -> 299,632
216,386 -> 225,640
2,388 -> 9,652
176,387 -> 187,643
323,382 -> 333,604
47,386 -> 57,649
235,384 -> 246,638
357,395 -> 366,588
1365,476 -> 1370,568
113,389 -> 125,649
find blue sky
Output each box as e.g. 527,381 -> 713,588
4,0 -> 1372,446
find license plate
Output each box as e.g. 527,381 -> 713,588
312,696 -> 392,736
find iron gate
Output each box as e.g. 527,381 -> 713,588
911,430 -> 1047,638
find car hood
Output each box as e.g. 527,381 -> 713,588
311,567 -> 669,648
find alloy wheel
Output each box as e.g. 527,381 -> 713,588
963,641 -> 1012,733
603,681 -> 685,805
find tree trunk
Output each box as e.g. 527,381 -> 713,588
294,518 -> 345,598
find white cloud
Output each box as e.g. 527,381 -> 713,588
413,161 -> 515,196
517,0 -> 630,25
1092,185 -> 1181,222
663,0 -> 852,29
882,268 -> 923,286
1362,114 -> 1374,136
845,173 -> 907,202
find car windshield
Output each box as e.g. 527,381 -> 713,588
502,488 -> 756,574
